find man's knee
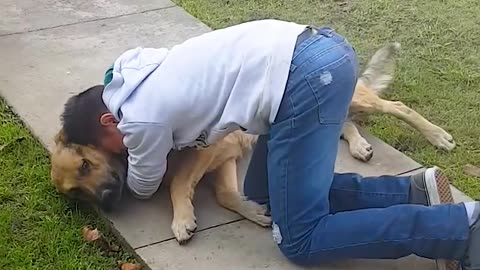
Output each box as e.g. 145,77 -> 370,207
278,243 -> 315,266
273,220 -> 327,265
276,234 -> 317,266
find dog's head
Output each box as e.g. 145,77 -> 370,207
50,129 -> 127,212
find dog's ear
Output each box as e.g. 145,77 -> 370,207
54,129 -> 68,145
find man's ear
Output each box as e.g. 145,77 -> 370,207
54,129 -> 67,145
99,113 -> 118,127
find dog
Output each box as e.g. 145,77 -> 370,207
50,42 -> 455,244
51,128 -> 270,243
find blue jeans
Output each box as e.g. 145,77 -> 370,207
243,27 -> 469,265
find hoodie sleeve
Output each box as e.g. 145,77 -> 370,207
119,122 -> 173,199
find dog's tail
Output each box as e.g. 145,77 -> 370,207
358,42 -> 401,96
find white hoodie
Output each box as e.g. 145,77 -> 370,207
103,19 -> 307,199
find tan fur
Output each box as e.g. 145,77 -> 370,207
344,76 -> 455,161
165,132 -> 269,242
342,43 -> 455,161
51,129 -> 114,196
51,129 -> 270,243
50,42 -> 455,244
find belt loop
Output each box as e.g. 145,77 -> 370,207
318,27 -> 335,37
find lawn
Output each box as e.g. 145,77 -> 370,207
174,0 -> 480,198
0,99 -> 132,269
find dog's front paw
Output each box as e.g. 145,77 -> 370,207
349,137 -> 373,162
171,214 -> 197,244
425,127 -> 455,151
239,200 -> 272,227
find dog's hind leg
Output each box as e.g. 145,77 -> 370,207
213,159 -> 271,227
355,94 -> 456,151
352,42 -> 455,152
342,120 -> 373,161
384,100 -> 455,150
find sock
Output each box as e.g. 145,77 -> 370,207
464,201 -> 480,226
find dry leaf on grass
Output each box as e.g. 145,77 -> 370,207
120,262 -> 142,270
82,227 -> 101,242
464,164 -> 480,177
82,226 -> 115,252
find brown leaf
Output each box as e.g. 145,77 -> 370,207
464,164 -> 480,177
120,262 -> 142,270
82,226 -> 101,242
82,226 -> 122,254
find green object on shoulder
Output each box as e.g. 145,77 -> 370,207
104,64 -> 114,86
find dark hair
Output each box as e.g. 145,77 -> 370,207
61,85 -> 109,146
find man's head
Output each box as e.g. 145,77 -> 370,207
61,85 -> 125,154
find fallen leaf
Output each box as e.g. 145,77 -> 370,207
82,226 -> 101,242
120,262 -> 141,270
464,164 -> 480,177
82,226 -> 123,254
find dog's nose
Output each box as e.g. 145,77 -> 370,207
101,189 -> 113,202
99,189 -> 116,212
112,171 -> 120,181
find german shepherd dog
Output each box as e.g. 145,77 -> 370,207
50,42 -> 455,243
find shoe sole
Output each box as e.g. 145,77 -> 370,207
424,167 -> 459,270
425,167 -> 455,205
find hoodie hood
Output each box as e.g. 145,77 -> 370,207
102,47 -> 169,120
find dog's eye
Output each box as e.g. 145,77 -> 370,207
79,159 -> 90,176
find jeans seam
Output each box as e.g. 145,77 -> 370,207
288,93 -> 297,124
306,237 -> 469,254
330,188 -> 408,196
292,34 -> 323,62
282,118 -> 294,244
304,53 -> 349,81
296,42 -> 345,72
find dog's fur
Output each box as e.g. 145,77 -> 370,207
343,42 -> 454,161
51,129 -> 270,243
50,42 -> 455,243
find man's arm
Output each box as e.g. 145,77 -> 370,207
120,122 -> 173,199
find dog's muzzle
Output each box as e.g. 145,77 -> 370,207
97,181 -> 122,212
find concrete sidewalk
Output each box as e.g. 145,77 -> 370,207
0,1 -> 471,269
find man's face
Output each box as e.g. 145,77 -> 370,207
99,113 -> 126,154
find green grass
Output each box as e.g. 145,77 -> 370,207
174,0 -> 480,198
0,99 -> 133,269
